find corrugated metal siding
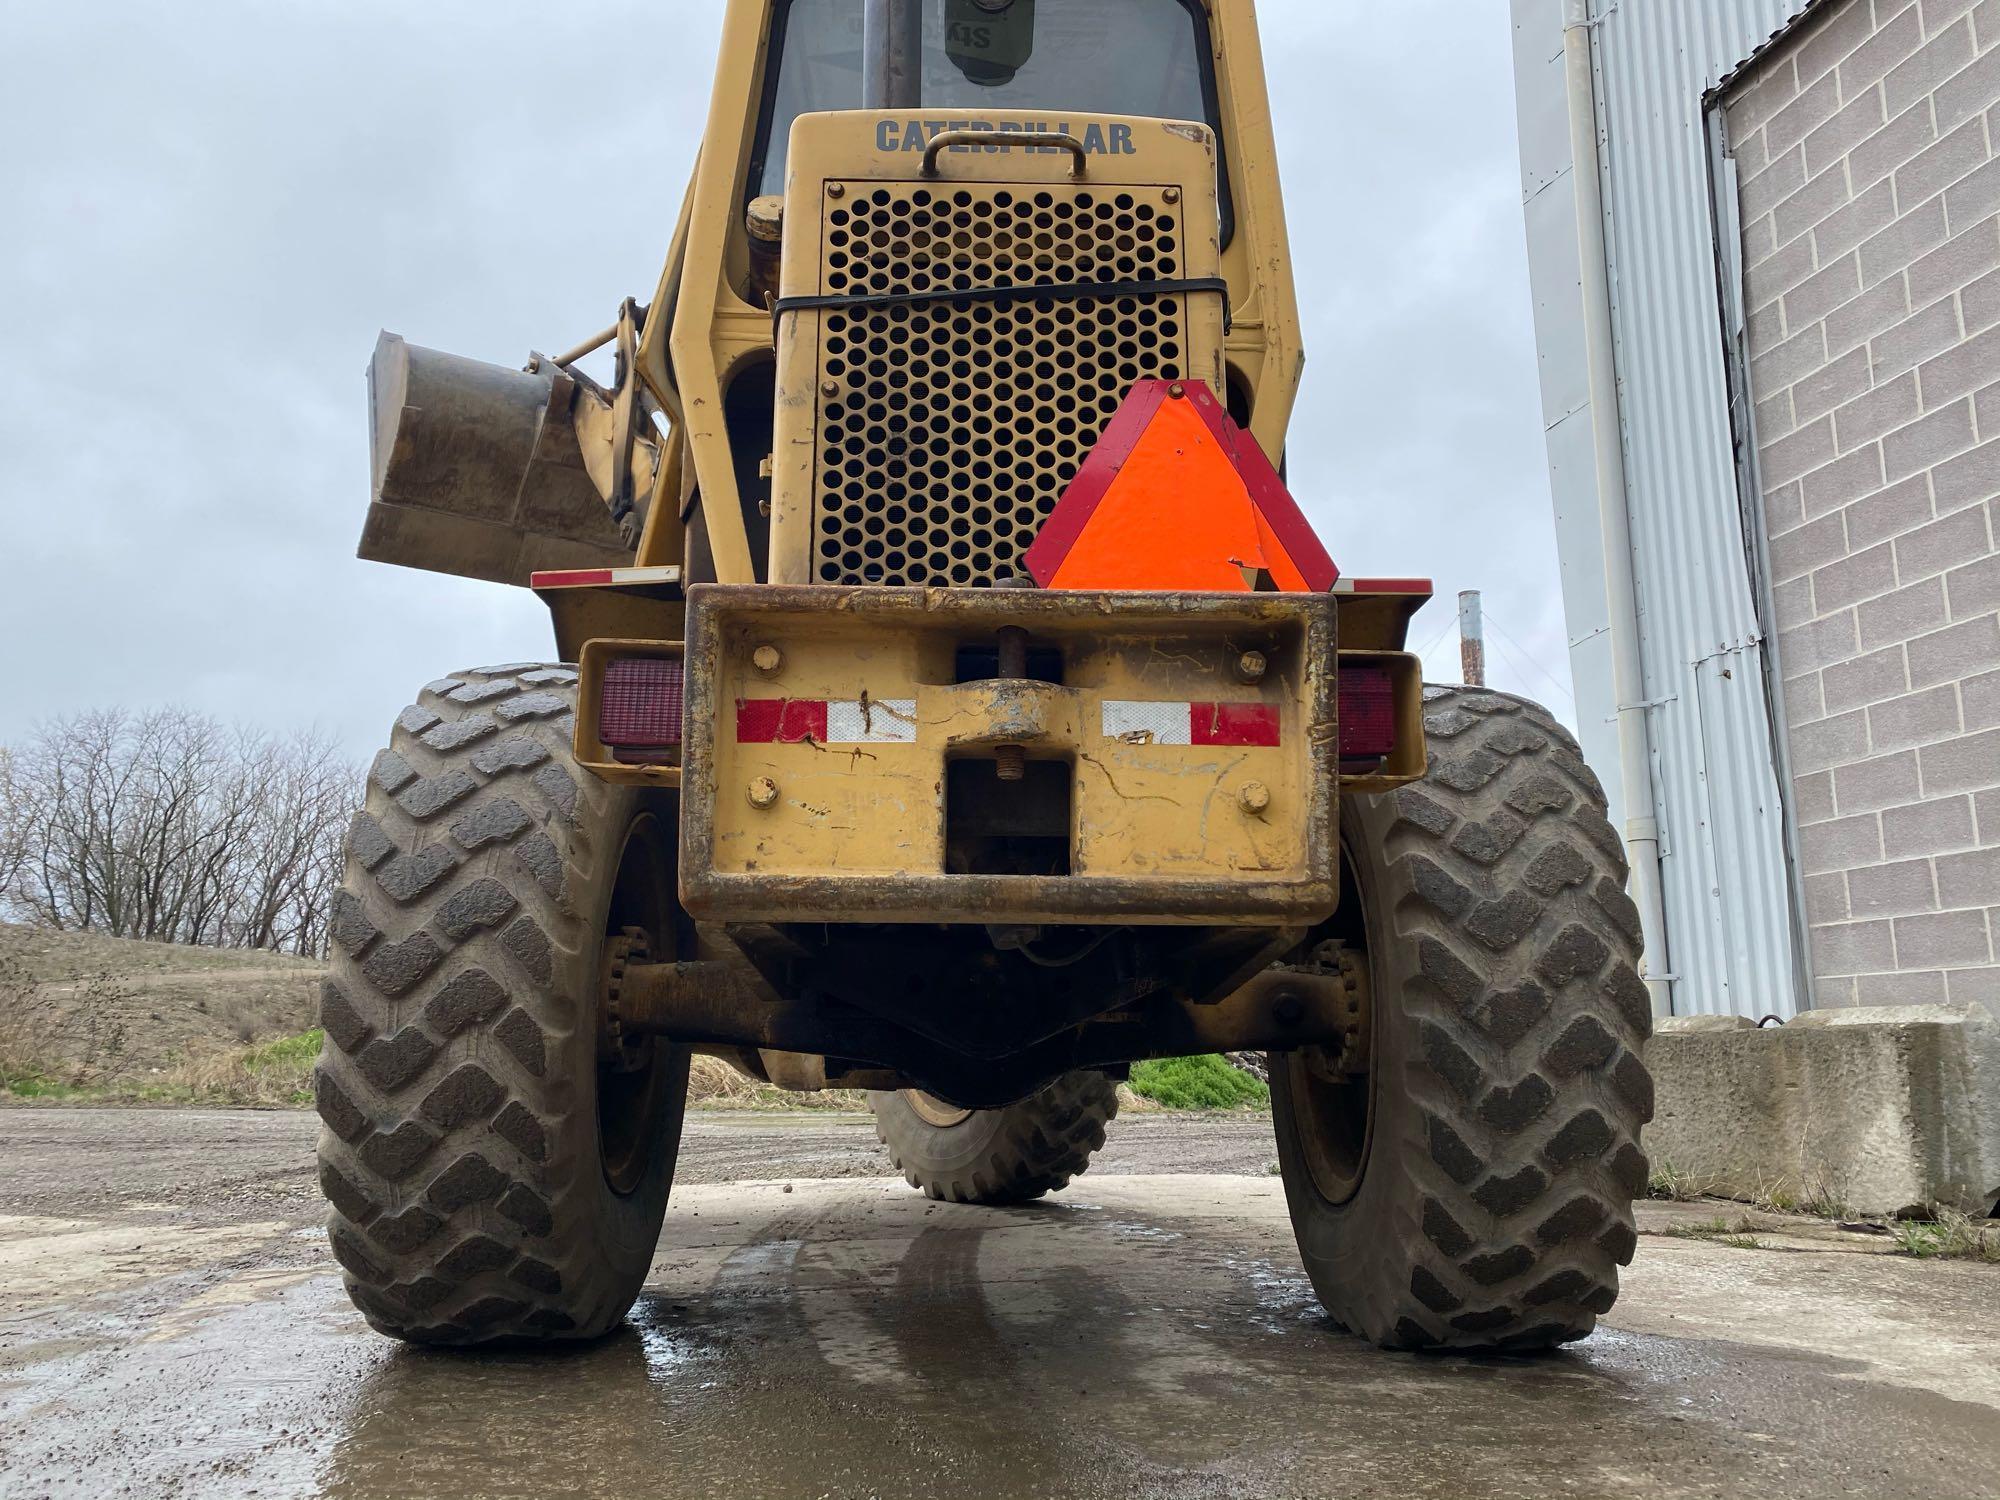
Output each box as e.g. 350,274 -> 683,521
1513,0 -> 1816,1018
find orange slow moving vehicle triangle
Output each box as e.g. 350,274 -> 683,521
1023,379 -> 1338,592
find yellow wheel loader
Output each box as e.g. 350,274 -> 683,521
317,0 -> 1653,1352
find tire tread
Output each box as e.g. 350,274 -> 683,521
314,666 -> 641,1345
1282,686 -> 1653,1351
871,1073 -> 1120,1205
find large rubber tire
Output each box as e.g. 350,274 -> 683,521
1273,686 -> 1654,1352
314,665 -> 689,1345
870,1072 -> 1119,1204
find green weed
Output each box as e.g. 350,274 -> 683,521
2,1029 -> 323,1107
1892,1210 -> 2000,1263
1129,1054 -> 1270,1111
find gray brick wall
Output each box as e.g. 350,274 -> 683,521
1726,0 -> 2000,1016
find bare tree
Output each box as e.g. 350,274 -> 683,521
230,729 -> 354,954
0,708 -> 360,958
0,746 -> 26,902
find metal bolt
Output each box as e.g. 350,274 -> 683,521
1163,186 -> 1182,204
821,379 -> 840,399
748,777 -> 780,810
752,645 -> 783,675
1168,382 -> 1186,399
1236,650 -> 1268,684
1238,781 -> 1271,815
995,745 -> 1027,783
827,183 -> 845,199
1272,991 -> 1305,1027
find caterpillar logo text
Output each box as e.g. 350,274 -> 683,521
875,118 -> 1139,157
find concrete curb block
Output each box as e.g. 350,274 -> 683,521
1643,1004 -> 2000,1217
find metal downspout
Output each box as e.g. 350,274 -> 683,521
1562,0 -> 1674,1018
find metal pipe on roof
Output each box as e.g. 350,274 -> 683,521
1562,0 -> 1672,1018
863,0 -> 924,110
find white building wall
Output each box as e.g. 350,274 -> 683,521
1511,0 -> 1818,1017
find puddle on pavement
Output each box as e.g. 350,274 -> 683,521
2,1187 -> 1997,1500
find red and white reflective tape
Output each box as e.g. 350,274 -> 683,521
1101,702 -> 1281,747
737,697 -> 1276,747
1330,576 -> 1433,595
530,566 -> 684,590
736,698 -> 918,745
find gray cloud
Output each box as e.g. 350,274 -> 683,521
0,0 -> 1576,758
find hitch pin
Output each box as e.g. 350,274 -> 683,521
995,624 -> 1028,783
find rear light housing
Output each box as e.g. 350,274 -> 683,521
575,640 -> 689,777
1337,665 -> 1397,765
599,657 -> 685,760
1333,650 -> 1424,790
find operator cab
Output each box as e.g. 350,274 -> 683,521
749,0 -> 1234,238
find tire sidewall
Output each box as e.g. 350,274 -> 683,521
872,1093 -> 1013,1179
869,1071 -> 1119,1203
545,797 -> 688,1304
1271,802 -> 1426,1336
1269,686 -> 1653,1351
316,667 -> 689,1344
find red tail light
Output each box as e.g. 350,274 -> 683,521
1338,666 -> 1397,761
600,657 -> 685,759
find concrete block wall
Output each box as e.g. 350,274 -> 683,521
1725,0 -> 2000,1017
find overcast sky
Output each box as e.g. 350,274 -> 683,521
0,1 -> 1575,761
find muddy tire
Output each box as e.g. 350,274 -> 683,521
314,665 -> 689,1345
870,1072 -> 1119,1204
1273,686 -> 1654,1352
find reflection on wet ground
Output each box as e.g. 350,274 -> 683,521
2,1177 -> 1997,1499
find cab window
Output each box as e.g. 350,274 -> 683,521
751,0 -> 1229,235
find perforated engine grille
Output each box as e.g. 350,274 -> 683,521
815,183 -> 1187,587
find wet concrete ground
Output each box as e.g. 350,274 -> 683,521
2,1110 -> 1997,1499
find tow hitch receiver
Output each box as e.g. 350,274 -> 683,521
675,584 -> 1343,926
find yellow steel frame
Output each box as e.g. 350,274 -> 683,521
767,113 -> 1229,586
676,584 -> 1341,926
635,0 -> 1304,586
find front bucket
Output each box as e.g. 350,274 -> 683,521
360,332 -> 630,588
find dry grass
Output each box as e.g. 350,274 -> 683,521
1744,1171 -> 1852,1222
0,921 -> 321,983
1661,1214 -> 1767,1249
1662,1213 -> 1752,1238
0,923 -> 319,1095
1652,1186 -> 1997,1260
1647,1161 -> 1852,1222
677,1067 -> 1185,1115
1116,1083 -> 1165,1114
1647,1161 -> 1711,1203
125,1030 -> 319,1106
684,1053 -> 869,1112
0,950 -> 98,1096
